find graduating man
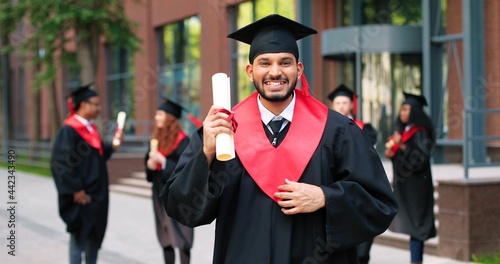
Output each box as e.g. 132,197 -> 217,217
50,84 -> 123,264
161,14 -> 398,263
328,84 -> 380,264
328,84 -> 378,146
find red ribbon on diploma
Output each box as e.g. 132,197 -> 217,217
214,109 -> 238,133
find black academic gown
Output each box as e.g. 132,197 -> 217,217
362,123 -> 378,146
389,130 -> 436,241
145,137 -> 193,250
161,110 -> 398,264
50,125 -> 113,248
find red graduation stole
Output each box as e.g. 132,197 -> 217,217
156,130 -> 187,171
233,90 -> 328,202
386,125 -> 426,154
354,119 -> 365,129
64,115 -> 103,156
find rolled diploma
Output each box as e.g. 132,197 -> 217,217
113,111 -> 127,146
150,139 -> 158,155
212,73 -> 235,161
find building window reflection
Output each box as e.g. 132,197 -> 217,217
333,0 -> 423,152
360,53 -> 422,152
105,45 -> 135,135
63,53 -> 80,116
157,16 -> 201,133
340,0 -> 422,26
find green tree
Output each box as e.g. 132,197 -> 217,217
0,0 -> 140,141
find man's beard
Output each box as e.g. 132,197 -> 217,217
253,77 -> 297,102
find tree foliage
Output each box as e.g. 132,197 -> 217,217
0,0 -> 140,89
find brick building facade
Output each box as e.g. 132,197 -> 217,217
3,0 -> 499,163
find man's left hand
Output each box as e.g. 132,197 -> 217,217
274,179 -> 326,215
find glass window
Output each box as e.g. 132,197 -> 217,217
360,52 -> 422,152
340,0 -> 422,26
62,53 -> 80,115
229,0 -> 296,103
158,16 -> 201,133
105,46 -> 135,135
335,0 -> 423,154
340,0 -> 351,26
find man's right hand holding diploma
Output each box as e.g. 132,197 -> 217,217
203,105 -> 234,165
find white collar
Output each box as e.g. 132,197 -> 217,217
74,114 -> 93,132
258,91 -> 296,124
74,114 -> 90,125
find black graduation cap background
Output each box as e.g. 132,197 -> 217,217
69,83 -> 98,105
67,83 -> 98,115
402,92 -> 428,110
327,84 -> 354,101
158,98 -> 183,119
227,14 -> 317,63
158,97 -> 203,127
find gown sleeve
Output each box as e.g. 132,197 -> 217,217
50,126 -> 84,194
322,120 -> 398,248
398,130 -> 433,173
161,138 -> 190,186
103,142 -> 114,161
144,149 -> 155,183
362,123 -> 378,146
160,129 -> 223,227
146,138 -> 190,187
144,148 -> 166,197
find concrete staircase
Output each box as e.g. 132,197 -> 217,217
109,171 -> 152,198
375,227 -> 439,256
374,185 -> 440,256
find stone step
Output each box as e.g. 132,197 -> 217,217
109,184 -> 152,199
370,178 -> 440,255
376,192 -> 440,255
374,229 -> 439,256
118,177 -> 152,189
131,171 -> 146,179
109,171 -> 153,198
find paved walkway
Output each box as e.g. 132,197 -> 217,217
0,170 -> 478,264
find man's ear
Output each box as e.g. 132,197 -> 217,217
297,61 -> 304,79
246,64 -> 253,82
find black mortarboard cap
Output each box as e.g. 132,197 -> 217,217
227,14 -> 317,63
402,92 -> 428,110
327,84 -> 354,101
70,83 -> 98,105
158,99 -> 183,119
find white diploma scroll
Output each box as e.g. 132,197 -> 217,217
212,73 -> 235,161
112,111 -> 127,146
150,139 -> 158,155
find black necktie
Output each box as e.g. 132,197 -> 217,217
269,119 -> 284,146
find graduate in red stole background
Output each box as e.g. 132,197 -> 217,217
327,84 -> 378,147
51,84 -> 123,264
145,99 -> 200,264
327,84 -> 380,264
386,92 -> 436,264
161,14 -> 398,264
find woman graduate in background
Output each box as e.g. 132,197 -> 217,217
145,99 -> 199,264
386,92 -> 436,264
